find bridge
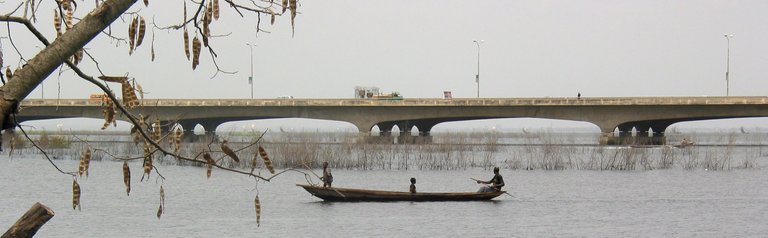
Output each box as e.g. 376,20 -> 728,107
14,96 -> 768,144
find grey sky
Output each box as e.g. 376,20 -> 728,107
3,0 -> 768,131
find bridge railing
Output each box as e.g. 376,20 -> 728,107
19,96 -> 768,107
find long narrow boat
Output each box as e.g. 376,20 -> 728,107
297,184 -> 504,202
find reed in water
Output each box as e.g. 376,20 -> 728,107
8,130 -> 765,171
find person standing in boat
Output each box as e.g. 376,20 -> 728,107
321,162 -> 333,187
476,167 -> 504,192
409,177 -> 417,193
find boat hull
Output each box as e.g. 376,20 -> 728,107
297,184 -> 504,202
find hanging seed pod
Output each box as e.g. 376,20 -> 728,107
191,36 -> 201,69
128,16 -> 138,54
258,146 -> 275,174
144,0 -> 149,6
152,118 -> 161,143
206,1 -> 213,25
213,0 -> 220,20
202,6 -> 211,47
101,99 -> 115,130
270,9 -> 275,25
203,152 -> 214,165
160,185 -> 165,207
54,10 -> 61,37
250,153 -> 259,174
157,185 -> 165,219
61,0 -> 71,11
202,34 -> 209,49
130,126 -> 141,145
281,0 -> 288,14
72,48 -> 83,65
221,140 -> 240,163
203,152 -> 214,178
183,29 -> 190,60
78,152 -> 87,177
83,148 -> 92,177
143,143 -> 153,178
151,40 -> 155,61
254,195 -> 261,227
98,76 -> 128,83
289,0 -> 297,35
78,148 -> 92,177
121,81 -> 140,108
173,128 -> 182,154
123,161 -> 131,196
5,67 -> 11,81
72,179 -> 81,211
65,7 -> 73,30
136,16 -> 146,48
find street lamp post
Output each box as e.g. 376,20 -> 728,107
724,34 -> 733,96
473,40 -> 483,98
246,43 -> 254,99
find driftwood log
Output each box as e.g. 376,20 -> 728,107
2,202 -> 55,238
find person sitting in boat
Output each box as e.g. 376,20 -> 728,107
409,177 -> 417,194
476,167 -> 504,192
321,162 -> 333,187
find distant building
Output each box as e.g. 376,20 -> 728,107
354,86 -> 380,99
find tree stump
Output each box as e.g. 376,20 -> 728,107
2,202 -> 55,238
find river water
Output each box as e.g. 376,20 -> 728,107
2,152 -> 767,237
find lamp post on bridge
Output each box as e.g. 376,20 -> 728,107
246,43 -> 255,99
473,40 -> 483,98
724,34 -> 733,96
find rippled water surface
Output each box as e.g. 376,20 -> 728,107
2,155 -> 767,237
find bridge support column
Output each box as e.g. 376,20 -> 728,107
177,121 -> 200,142
368,123 -> 396,144
602,125 -> 667,146
396,123 -> 414,144
414,123 -> 435,144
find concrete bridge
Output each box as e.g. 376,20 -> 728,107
14,96 -> 768,144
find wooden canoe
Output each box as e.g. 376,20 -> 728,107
297,184 -> 504,202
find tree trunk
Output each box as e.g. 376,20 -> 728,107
1,202 -> 55,238
0,0 -> 137,132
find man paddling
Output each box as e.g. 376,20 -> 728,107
476,167 -> 504,192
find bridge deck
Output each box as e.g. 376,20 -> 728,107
19,96 -> 768,107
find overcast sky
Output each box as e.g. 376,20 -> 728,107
3,0 -> 768,132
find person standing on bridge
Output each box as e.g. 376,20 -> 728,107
321,162 -> 333,187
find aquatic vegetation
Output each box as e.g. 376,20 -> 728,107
11,130 -> 767,171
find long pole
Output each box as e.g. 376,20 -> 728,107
247,43 -> 254,99
724,34 -> 732,96
473,40 -> 482,98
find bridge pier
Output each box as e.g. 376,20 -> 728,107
361,121 -> 435,144
176,120 -> 222,142
601,126 -> 666,146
